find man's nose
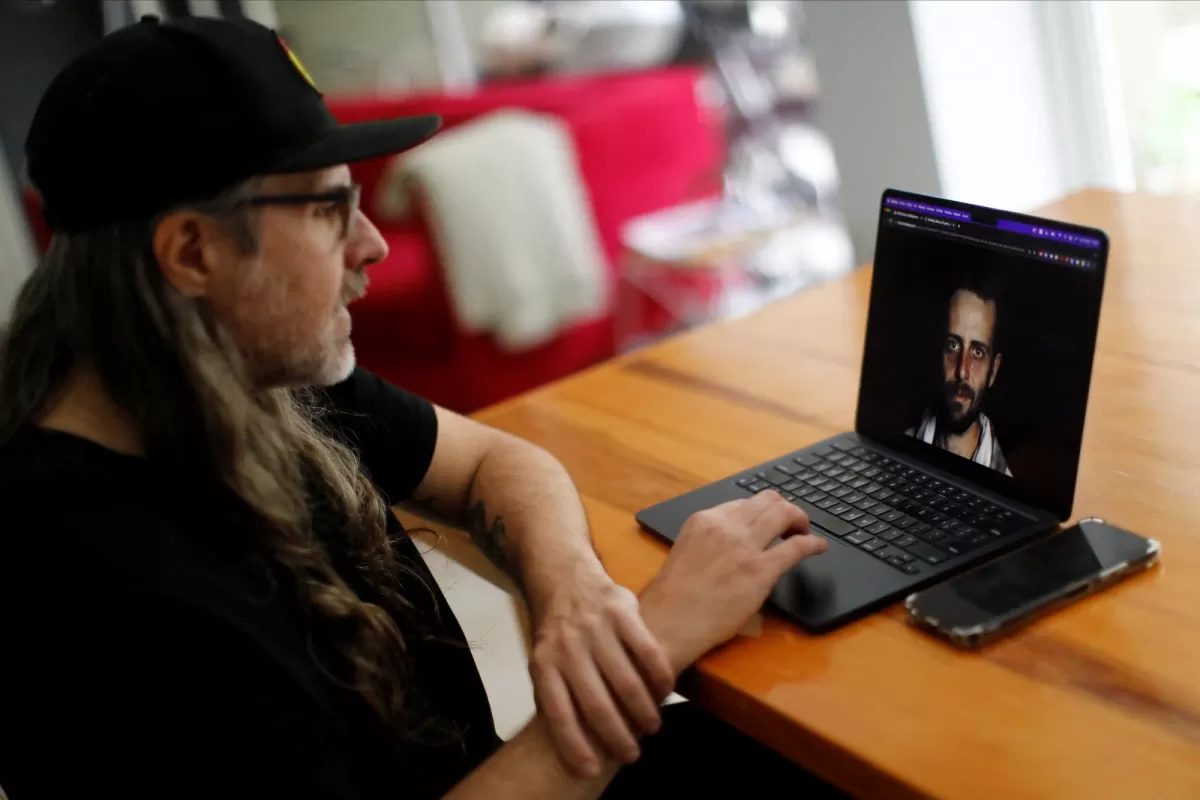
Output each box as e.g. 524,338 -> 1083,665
347,210 -> 388,269
954,352 -> 965,381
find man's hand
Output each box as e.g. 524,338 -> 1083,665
528,564 -> 675,778
640,491 -> 828,673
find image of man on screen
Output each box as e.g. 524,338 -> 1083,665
908,282 -> 1012,476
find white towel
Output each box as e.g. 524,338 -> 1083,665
376,110 -> 608,352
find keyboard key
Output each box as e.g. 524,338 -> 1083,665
872,488 -> 895,501
804,474 -> 826,486
860,483 -> 883,495
826,467 -> 848,479
815,497 -> 838,509
854,515 -> 879,528
887,556 -> 907,568
938,518 -> 962,532
880,510 -> 904,524
813,462 -> 834,474
828,503 -> 852,515
808,491 -> 828,503
747,481 -> 770,492
912,474 -> 930,485
968,533 -> 991,547
845,530 -> 871,545
843,492 -> 866,504
929,512 -> 948,524
773,463 -> 799,475
944,540 -> 977,556
893,534 -> 918,549
865,522 -> 891,535
766,471 -> 793,486
815,479 -> 840,491
847,477 -> 870,490
854,498 -> 879,512
826,452 -> 849,464
895,516 -> 918,530
736,477 -> 754,487
796,502 -> 857,538
929,499 -> 952,513
878,528 -> 902,542
794,485 -> 816,499
829,486 -> 852,499
860,538 -> 885,552
927,479 -> 945,492
871,546 -> 894,560
781,493 -> 796,502
796,454 -> 823,466
832,441 -> 856,452
907,541 -> 948,564
849,462 -> 871,474
850,446 -> 868,456
954,491 -> 971,504
862,467 -> 883,479
901,563 -> 922,575
839,509 -> 865,522
781,480 -> 804,493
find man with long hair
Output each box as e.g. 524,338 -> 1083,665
0,15 -> 833,800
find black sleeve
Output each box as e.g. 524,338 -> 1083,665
318,368 -> 440,505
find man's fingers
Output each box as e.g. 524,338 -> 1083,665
591,624 -> 662,736
533,664 -> 600,777
613,609 -> 676,702
561,633 -> 641,764
746,492 -> 810,546
764,531 -> 829,580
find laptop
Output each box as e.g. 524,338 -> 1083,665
636,189 -> 1109,632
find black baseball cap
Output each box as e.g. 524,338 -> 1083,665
25,14 -> 441,233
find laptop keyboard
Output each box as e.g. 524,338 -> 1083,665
734,440 -> 1029,576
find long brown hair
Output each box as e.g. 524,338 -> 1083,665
0,183 -> 420,738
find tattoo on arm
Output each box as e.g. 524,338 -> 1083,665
465,499 -> 523,588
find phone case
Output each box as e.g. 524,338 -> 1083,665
904,518 -> 1161,649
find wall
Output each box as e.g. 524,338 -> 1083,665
802,0 -> 943,263
908,0 -> 1069,213
274,0 -> 503,95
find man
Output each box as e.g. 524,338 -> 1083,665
908,279 -> 1012,475
0,16 -> 835,800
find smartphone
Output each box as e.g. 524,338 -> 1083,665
905,518 -> 1160,648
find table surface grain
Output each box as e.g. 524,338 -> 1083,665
473,191 -> 1200,799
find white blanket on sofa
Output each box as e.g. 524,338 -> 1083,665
376,110 -> 607,352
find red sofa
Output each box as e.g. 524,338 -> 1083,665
19,67 -> 724,413
327,67 -> 723,412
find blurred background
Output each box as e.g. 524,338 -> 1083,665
0,0 -> 1195,414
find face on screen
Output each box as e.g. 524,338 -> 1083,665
940,289 -> 1002,436
905,283 -> 1012,476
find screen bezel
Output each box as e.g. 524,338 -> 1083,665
855,189 -> 1110,520
911,520 -> 1154,629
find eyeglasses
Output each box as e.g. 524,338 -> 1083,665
238,183 -> 362,240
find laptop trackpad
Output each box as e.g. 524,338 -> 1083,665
769,536 -> 906,629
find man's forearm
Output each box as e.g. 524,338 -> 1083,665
462,437 -> 602,610
446,714 -> 619,800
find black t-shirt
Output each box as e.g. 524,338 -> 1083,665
0,368 -> 500,800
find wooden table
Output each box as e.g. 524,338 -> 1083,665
475,191 -> 1200,799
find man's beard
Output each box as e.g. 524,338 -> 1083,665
937,379 -> 983,436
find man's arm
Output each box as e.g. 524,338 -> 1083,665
409,408 -> 597,609
409,407 -> 675,775
445,490 -> 828,800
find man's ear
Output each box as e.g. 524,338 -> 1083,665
988,353 -> 1002,387
152,211 -> 228,299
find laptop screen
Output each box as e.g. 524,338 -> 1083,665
855,190 -> 1108,519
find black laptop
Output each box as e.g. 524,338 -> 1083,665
636,189 -> 1109,632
